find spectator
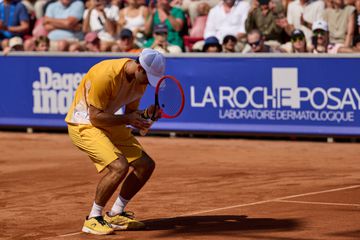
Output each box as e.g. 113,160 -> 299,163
34,35 -> 50,51
189,2 -> 210,38
280,28 -> 309,52
204,0 -> 250,43
0,0 -> 30,48
336,34 -> 360,51
111,28 -> 142,52
44,0 -> 85,51
245,0 -> 288,44
243,29 -> 278,52
150,23 -> 182,53
222,34 -> 237,52
34,0 -> 49,19
84,31 -> 101,52
144,0 -> 186,49
202,36 -> 222,52
3,36 -> 24,54
182,0 -> 219,25
118,0 -> 149,47
323,0 -> 355,47
311,19 -> 346,53
83,0 -> 117,51
21,0 -> 36,28
286,0 -> 325,43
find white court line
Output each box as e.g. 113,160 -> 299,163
50,184 -> 360,238
276,184 -> 360,200
274,199 -> 360,207
41,232 -> 82,239
177,185 -> 360,217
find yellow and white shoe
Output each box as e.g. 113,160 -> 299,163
104,211 -> 145,230
82,216 -> 114,235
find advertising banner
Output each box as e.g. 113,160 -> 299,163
0,54 -> 359,136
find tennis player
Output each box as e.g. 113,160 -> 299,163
65,48 -> 165,235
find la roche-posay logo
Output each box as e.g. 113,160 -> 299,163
191,68 -> 360,123
32,67 -> 85,114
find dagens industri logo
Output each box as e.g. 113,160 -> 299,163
32,67 -> 85,114
190,68 -> 360,123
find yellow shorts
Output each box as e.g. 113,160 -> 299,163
67,124 -> 143,172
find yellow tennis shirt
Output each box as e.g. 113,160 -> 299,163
65,58 -> 147,124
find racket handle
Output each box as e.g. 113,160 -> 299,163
139,120 -> 154,136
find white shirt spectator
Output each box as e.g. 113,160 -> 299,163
105,4 -> 120,22
287,0 -> 324,43
83,5 -> 119,42
123,7 -> 146,32
287,0 -> 325,28
204,0 -> 250,43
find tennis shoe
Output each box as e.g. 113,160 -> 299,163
82,216 -> 114,235
104,211 -> 145,230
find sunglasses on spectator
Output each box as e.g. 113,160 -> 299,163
155,32 -> 168,36
248,40 -> 261,47
313,30 -> 326,36
291,35 -> 304,42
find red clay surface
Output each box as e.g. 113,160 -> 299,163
0,131 -> 359,240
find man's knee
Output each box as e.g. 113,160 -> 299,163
108,156 -> 129,176
133,153 -> 156,176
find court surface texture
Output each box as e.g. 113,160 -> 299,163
0,132 -> 359,240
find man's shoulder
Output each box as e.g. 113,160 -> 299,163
14,1 -> 27,10
69,0 -> 85,9
208,4 -> 222,16
344,5 -> 355,13
307,0 -> 324,9
287,0 -> 300,9
47,1 -> 61,9
95,58 -> 132,71
236,0 -> 250,9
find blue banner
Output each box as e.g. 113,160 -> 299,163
1,54 -> 360,136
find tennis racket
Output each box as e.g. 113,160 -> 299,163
140,75 -> 185,136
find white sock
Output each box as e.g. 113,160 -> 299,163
110,196 -> 129,216
89,202 -> 104,219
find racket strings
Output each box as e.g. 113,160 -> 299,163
157,78 -> 183,117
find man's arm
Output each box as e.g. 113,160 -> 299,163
7,20 -> 29,34
344,12 -> 355,47
89,105 -> 151,130
44,16 -> 80,30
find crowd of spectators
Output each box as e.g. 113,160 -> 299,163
1,0 -> 360,54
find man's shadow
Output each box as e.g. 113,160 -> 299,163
142,215 -> 302,237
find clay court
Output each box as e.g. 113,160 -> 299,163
1,131 -> 359,240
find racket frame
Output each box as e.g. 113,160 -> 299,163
152,75 -> 185,119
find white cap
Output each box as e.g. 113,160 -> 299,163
312,20 -> 328,32
139,48 -> 165,87
9,37 -> 23,48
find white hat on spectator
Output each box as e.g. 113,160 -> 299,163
312,20 -> 328,32
9,37 -> 23,49
139,48 -> 165,87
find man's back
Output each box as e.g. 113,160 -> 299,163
65,58 -> 147,125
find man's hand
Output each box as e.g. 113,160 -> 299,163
127,111 -> 152,130
146,105 -> 162,120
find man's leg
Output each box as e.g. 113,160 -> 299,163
83,155 -> 129,235
120,151 -> 156,201
95,155 -> 130,207
104,151 -> 155,230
